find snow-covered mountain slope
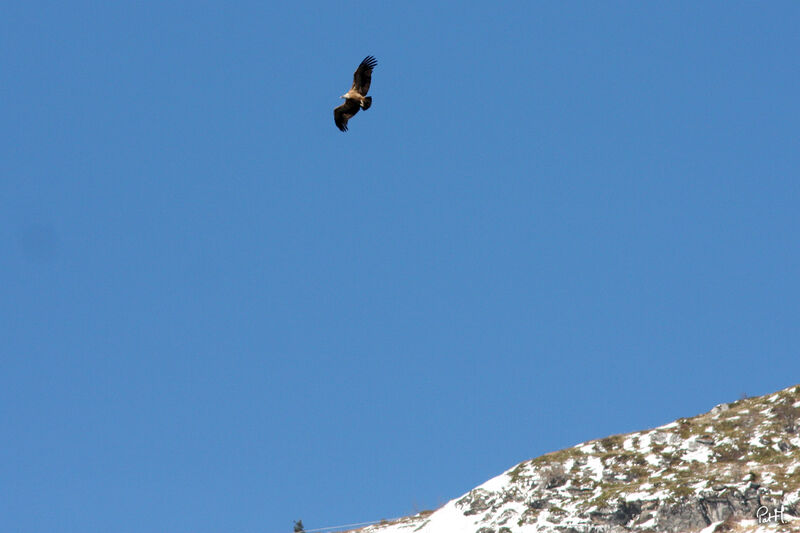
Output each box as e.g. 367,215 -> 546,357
354,385 -> 800,533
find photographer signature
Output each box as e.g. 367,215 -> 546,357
756,505 -> 787,524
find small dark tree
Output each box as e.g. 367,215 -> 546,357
294,520 -> 305,533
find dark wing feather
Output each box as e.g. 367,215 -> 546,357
352,55 -> 377,96
334,99 -> 361,132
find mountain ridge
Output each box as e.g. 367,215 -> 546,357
352,384 -> 800,533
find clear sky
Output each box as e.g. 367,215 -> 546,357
2,3 -> 799,533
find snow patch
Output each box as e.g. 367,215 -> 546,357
479,472 -> 509,493
584,455 -> 604,481
683,446 -> 712,463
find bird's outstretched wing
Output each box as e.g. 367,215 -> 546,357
334,99 -> 361,132
352,56 -> 377,96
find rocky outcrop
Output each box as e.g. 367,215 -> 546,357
358,384 -> 800,533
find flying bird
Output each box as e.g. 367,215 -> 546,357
334,56 -> 377,132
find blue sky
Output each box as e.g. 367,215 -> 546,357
2,2 -> 799,532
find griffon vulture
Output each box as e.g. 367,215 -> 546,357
334,56 -> 377,132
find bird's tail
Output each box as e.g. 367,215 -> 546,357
361,96 -> 372,110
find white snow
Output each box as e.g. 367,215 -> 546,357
584,455 -> 604,481
479,472 -> 509,493
683,446 -> 712,463
644,452 -> 661,466
698,521 -> 723,533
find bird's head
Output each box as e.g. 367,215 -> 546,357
339,94 -> 347,99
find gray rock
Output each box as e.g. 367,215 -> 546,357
495,508 -> 516,526
456,489 -> 494,516
711,403 -> 731,415
655,502 -> 710,533
589,501 -> 642,527
655,487 -> 765,532
527,498 -> 547,510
